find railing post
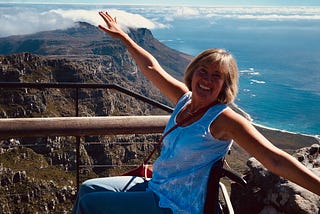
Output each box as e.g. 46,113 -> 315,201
75,87 -> 80,191
75,87 -> 79,117
76,136 -> 80,191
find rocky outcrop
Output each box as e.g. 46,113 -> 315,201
0,134 -> 161,213
0,146 -> 76,214
231,144 -> 320,214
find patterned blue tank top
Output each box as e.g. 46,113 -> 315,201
148,92 -> 233,214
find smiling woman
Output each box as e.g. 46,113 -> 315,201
69,10 -> 320,214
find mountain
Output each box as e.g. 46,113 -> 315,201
0,21 -> 192,81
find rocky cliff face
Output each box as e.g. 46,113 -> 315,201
230,144 -> 320,214
0,52 -> 169,118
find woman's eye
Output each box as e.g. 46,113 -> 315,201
213,74 -> 221,78
199,69 -> 206,74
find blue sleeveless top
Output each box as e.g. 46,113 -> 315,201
148,92 -> 233,214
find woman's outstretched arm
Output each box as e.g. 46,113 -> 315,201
98,11 -> 189,104
215,108 -> 320,195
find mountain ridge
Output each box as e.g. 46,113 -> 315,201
0,21 -> 192,81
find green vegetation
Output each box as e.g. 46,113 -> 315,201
0,147 -> 76,213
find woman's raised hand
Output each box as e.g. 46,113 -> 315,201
98,10 -> 187,103
98,11 -> 125,38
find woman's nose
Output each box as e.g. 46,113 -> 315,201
202,73 -> 212,82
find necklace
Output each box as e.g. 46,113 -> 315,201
184,99 -> 219,117
185,107 -> 198,116
178,101 -> 214,126
184,102 -> 208,116
185,110 -> 195,116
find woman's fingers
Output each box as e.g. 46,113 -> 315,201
99,11 -> 115,23
99,11 -> 118,29
98,11 -> 123,38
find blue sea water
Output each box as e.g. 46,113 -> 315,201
0,4 -> 319,135
151,17 -> 320,135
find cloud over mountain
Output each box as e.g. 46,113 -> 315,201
0,7 -> 164,38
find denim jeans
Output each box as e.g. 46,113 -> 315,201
71,176 -> 172,214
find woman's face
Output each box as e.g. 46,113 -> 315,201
191,61 -> 226,104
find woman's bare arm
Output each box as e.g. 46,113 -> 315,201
98,11 -> 188,104
214,109 -> 320,195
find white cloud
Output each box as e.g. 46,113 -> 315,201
0,8 -> 73,37
175,7 -> 199,17
104,9 -> 165,31
50,8 -> 165,31
199,7 -> 320,20
0,7 -> 164,37
147,6 -> 320,21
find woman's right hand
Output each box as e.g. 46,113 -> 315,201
98,11 -> 126,39
98,11 -> 188,104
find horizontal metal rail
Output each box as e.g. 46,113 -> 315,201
0,82 -> 174,113
0,115 -> 170,139
0,115 -> 169,191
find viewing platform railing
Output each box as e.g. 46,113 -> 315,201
0,115 -> 170,190
0,82 -> 173,191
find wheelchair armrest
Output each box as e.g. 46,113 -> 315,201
221,168 -> 247,188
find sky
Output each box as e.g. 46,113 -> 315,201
1,0 -> 320,6
1,1 -> 320,38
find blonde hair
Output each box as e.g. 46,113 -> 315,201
184,48 -> 239,104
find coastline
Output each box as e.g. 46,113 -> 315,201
231,103 -> 320,150
254,123 -> 320,150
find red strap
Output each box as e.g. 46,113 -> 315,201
143,123 -> 179,164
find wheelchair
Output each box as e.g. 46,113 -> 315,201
204,159 -> 247,214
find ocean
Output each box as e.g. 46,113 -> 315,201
1,4 -> 319,136
152,17 -> 320,136
127,6 -> 320,136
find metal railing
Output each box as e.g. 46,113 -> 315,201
0,82 -> 174,190
0,115 -> 170,190
0,82 -> 174,115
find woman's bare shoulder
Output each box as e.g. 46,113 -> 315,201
210,107 -> 252,140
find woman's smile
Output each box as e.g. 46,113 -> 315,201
199,83 -> 211,91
